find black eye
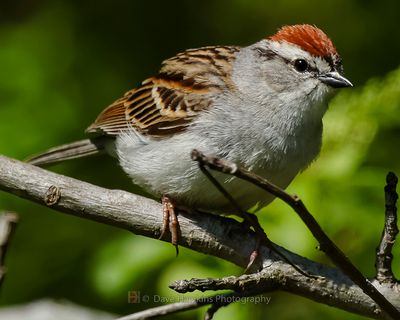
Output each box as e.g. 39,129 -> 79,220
294,59 -> 309,72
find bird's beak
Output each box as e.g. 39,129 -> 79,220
318,71 -> 353,88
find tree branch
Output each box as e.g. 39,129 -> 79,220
376,172 -> 399,283
0,154 -> 399,319
116,292 -> 250,320
0,211 -> 18,288
191,149 -> 400,319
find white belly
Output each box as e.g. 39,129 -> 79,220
114,130 -> 306,213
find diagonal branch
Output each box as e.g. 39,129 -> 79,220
0,154 -> 399,319
191,149 -> 400,319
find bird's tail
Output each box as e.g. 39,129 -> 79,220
26,138 -> 107,167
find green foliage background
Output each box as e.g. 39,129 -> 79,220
0,0 -> 400,319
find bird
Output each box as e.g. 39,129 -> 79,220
27,24 -> 352,246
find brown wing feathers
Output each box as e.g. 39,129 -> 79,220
86,46 -> 239,137
86,98 -> 128,135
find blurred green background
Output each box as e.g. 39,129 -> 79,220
1,0 -> 400,319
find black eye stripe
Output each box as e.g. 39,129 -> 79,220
254,47 -> 278,60
253,46 -> 338,74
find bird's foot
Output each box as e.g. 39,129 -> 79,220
241,213 -> 266,272
159,195 -> 180,256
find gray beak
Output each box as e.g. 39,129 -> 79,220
318,71 -> 353,88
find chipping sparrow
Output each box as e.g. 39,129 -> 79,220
28,24 -> 352,243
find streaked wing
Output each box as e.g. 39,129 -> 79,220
86,46 -> 239,137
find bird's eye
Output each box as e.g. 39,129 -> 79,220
294,59 -> 309,72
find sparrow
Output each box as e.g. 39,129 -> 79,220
27,24 -> 352,246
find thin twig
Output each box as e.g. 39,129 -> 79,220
115,292 -> 254,320
0,211 -> 18,288
115,299 -> 206,320
203,291 -> 263,320
376,172 -> 399,283
191,149 -> 400,320
198,163 -> 320,278
198,164 -> 265,270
